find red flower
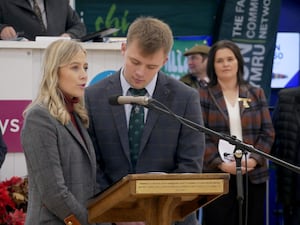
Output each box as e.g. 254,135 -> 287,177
0,176 -> 27,225
8,209 -> 26,225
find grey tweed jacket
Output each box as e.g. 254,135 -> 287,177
21,104 -> 98,225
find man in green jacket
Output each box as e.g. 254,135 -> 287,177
180,45 -> 210,89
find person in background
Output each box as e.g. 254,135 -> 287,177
0,0 -> 86,41
199,40 -> 275,225
85,16 -> 205,225
0,130 -> 7,168
271,86 -> 300,225
180,45 -> 210,88
21,39 -> 98,225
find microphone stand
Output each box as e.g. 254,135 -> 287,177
144,98 -> 300,225
234,147 -> 244,225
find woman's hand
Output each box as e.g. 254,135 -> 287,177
218,158 -> 256,175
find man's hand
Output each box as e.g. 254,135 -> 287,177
0,26 -> 17,40
60,33 -> 71,38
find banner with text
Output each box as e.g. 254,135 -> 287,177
0,100 -> 31,153
75,0 -> 218,36
215,0 -> 281,99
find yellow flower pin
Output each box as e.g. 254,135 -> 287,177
238,97 -> 252,108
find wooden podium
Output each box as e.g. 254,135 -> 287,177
88,173 -> 229,225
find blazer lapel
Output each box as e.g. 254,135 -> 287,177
14,0 -> 32,12
74,115 -> 93,154
140,73 -> 170,151
65,122 -> 88,153
44,0 -> 56,31
107,74 -> 131,160
74,116 -> 97,176
238,85 -> 252,115
209,84 -> 229,122
65,119 -> 97,180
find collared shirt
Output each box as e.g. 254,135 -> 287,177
120,68 -> 157,127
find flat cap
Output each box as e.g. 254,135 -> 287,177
184,45 -> 210,56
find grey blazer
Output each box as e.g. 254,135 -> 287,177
85,71 -> 205,225
21,104 -> 98,225
0,0 -> 86,40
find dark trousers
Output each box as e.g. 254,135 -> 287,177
202,175 -> 266,225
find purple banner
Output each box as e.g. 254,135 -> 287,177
0,100 -> 31,152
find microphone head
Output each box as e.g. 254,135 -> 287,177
108,95 -> 152,106
108,95 -> 120,105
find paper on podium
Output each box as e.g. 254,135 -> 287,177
35,36 -> 71,43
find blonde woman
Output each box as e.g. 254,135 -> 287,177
21,39 -> 98,225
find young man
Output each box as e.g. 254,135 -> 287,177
85,16 -> 205,225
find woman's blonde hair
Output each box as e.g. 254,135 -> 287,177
23,39 -> 89,127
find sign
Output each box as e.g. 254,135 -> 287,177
0,100 -> 31,153
75,0 -> 218,36
215,0 -> 281,99
271,32 -> 300,88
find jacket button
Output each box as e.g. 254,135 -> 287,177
67,222 -> 73,225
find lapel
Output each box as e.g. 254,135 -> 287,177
140,72 -> 170,151
239,85 -> 251,116
209,84 -> 229,122
74,115 -> 97,177
106,72 -> 171,158
209,84 -> 252,121
106,73 -> 131,159
106,72 -> 171,159
238,84 -> 251,115
65,119 -> 89,154
14,0 -> 33,12
65,118 -> 97,177
44,0 -> 56,30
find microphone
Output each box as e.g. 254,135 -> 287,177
108,95 -> 153,106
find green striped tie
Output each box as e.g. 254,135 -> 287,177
128,88 -> 147,171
